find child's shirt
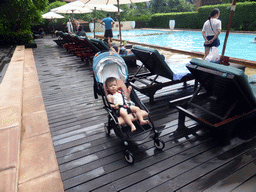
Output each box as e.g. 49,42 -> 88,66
112,92 -> 124,106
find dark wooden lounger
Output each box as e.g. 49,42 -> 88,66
53,31 -> 72,47
90,38 -> 137,67
55,33 -> 99,63
130,45 -> 195,103
170,58 -> 256,142
73,36 -> 100,63
54,33 -> 137,65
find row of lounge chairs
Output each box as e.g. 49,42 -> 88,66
53,32 -> 195,103
54,31 -> 256,144
129,47 -> 256,142
126,45 -> 256,143
53,31 -> 136,65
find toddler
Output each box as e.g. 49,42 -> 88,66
105,77 -> 149,132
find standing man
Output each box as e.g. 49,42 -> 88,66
101,13 -> 115,47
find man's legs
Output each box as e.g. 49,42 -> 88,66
107,37 -> 111,48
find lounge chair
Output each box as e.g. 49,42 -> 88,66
53,31 -> 72,47
90,38 -> 137,67
68,35 -> 94,54
56,33 -> 85,51
170,58 -> 256,142
130,45 -> 195,103
72,36 -> 100,63
62,34 -> 83,50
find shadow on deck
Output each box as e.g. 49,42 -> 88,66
33,36 -> 256,192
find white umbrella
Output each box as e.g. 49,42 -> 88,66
69,1 -> 122,38
51,4 -> 93,33
68,1 -> 121,12
51,4 -> 93,18
80,0 -> 149,4
79,0 -> 150,43
42,12 -> 65,32
42,12 -> 65,19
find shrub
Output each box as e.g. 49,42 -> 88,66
126,14 -> 152,22
149,12 -> 199,29
0,30 -> 33,45
148,2 -> 256,31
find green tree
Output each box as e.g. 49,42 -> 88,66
120,3 -> 152,21
44,0 -> 66,13
0,0 -> 48,44
150,0 -> 195,13
0,0 -> 48,32
221,0 -> 256,3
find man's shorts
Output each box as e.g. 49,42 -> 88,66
104,29 -> 113,38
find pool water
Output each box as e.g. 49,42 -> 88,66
87,30 -> 256,61
88,29 -> 167,37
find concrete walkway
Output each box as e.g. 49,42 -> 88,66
0,46 -> 64,192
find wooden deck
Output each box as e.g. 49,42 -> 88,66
33,36 -> 256,192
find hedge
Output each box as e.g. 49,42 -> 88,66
149,2 -> 256,31
0,31 -> 33,46
149,12 -> 199,29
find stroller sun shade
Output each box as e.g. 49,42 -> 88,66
93,52 -> 128,84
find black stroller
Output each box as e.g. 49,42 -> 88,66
93,51 -> 165,164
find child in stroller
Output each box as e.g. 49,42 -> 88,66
105,77 -> 149,132
93,51 -> 165,163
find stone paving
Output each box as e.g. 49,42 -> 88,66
0,45 -> 64,192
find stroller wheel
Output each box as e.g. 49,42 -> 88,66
154,139 -> 165,150
124,150 -> 134,164
104,124 -> 111,135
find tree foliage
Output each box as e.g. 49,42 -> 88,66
43,1 -> 66,13
150,0 -> 195,13
0,0 -> 48,33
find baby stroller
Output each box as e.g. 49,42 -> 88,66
93,51 -> 165,164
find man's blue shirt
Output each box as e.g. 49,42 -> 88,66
102,17 -> 114,30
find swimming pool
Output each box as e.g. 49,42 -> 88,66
87,29 -> 256,61
89,29 -> 167,37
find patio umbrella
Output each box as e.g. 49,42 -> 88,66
79,0 -> 150,44
220,0 -> 237,65
68,1 -> 120,12
42,12 -> 65,32
51,4 -> 93,19
69,1 -> 121,38
42,12 -> 65,19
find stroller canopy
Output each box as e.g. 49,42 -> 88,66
93,52 -> 128,84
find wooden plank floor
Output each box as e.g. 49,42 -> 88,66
33,36 -> 256,192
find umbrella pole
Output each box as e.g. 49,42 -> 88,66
94,7 -> 96,38
53,19 -> 54,32
117,0 -> 122,45
220,0 -> 237,65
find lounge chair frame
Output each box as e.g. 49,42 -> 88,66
53,31 -> 72,47
170,59 -> 256,141
53,33 -> 137,65
130,46 -> 194,103
90,39 -> 137,67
